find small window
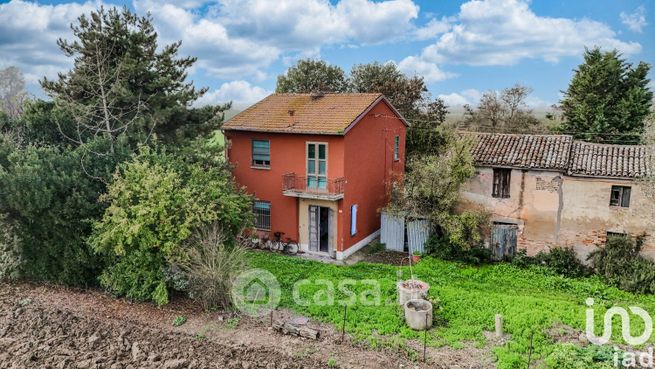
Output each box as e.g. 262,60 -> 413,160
350,204 -> 358,236
607,231 -> 628,239
393,135 -> 400,161
492,168 -> 511,198
253,201 -> 271,230
609,186 -> 631,207
252,140 -> 270,167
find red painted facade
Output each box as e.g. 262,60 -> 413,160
224,98 -> 405,258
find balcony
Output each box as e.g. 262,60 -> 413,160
282,173 -> 345,201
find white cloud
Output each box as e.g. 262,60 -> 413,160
417,0 -> 641,67
213,0 -> 420,48
438,89 -> 482,107
414,17 -> 452,40
0,0 -> 99,85
134,0 -> 280,78
397,56 -> 454,82
1,0 -> 423,93
195,80 -> 270,108
620,6 -> 647,33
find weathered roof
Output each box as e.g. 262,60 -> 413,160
469,132 -> 574,171
568,141 -> 652,178
468,132 -> 653,179
222,93 -> 402,135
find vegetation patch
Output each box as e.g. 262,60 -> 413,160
249,252 -> 655,369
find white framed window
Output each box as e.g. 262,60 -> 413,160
307,142 -> 328,190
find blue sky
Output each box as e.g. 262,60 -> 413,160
1,0 -> 653,110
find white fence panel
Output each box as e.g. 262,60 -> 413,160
407,219 -> 430,255
381,211 -> 404,252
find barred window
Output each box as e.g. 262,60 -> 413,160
253,201 -> 271,230
492,168 -> 511,198
393,135 -> 400,161
252,140 -> 270,167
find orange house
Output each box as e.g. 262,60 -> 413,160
222,93 -> 406,260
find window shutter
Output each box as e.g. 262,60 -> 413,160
252,140 -> 270,162
622,187 -> 631,207
350,204 -> 358,236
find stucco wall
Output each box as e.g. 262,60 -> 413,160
224,99 -> 405,255
461,168 -> 562,255
343,100 -> 406,250
560,177 -> 655,259
460,167 -> 655,258
224,130 -> 345,245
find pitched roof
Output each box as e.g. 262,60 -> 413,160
468,132 -> 653,179
222,93 -> 403,135
469,132 -> 574,171
568,141 -> 652,178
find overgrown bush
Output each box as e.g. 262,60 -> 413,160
588,234 -> 655,294
512,247 -> 590,278
0,139 -> 121,285
176,223 -> 248,311
89,148 -> 252,305
0,214 -> 21,281
425,234 -> 493,265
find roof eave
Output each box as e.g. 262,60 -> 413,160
221,126 -> 344,136
343,95 -> 408,135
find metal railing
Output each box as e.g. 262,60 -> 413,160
282,173 -> 345,195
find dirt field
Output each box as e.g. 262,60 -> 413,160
0,282 -> 494,369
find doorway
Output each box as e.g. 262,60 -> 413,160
491,222 -> 518,260
309,205 -> 333,255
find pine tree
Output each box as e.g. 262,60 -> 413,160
41,7 -> 206,154
559,48 -> 653,144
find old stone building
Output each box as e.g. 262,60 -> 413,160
460,133 -> 655,260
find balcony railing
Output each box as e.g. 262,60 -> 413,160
282,173 -> 345,200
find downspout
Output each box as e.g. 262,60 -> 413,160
555,175 -> 564,244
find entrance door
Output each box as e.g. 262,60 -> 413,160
491,223 -> 518,260
309,205 -> 332,254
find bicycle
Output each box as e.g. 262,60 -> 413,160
267,231 -> 299,255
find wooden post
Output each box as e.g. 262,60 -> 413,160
340,305 -> 347,344
526,332 -> 534,369
495,314 -> 503,338
423,314 -> 428,362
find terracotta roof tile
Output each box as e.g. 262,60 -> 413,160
222,93 -> 384,135
568,141 -> 652,178
467,132 -> 653,179
469,132 -> 573,171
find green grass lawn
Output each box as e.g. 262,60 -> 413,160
247,252 -> 655,369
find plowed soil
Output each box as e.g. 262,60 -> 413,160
0,282 -> 494,369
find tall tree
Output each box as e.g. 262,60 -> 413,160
276,59 -> 348,93
41,7 -> 206,155
350,62 -> 427,119
461,84 -> 541,133
0,66 -> 28,118
559,48 -> 653,144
